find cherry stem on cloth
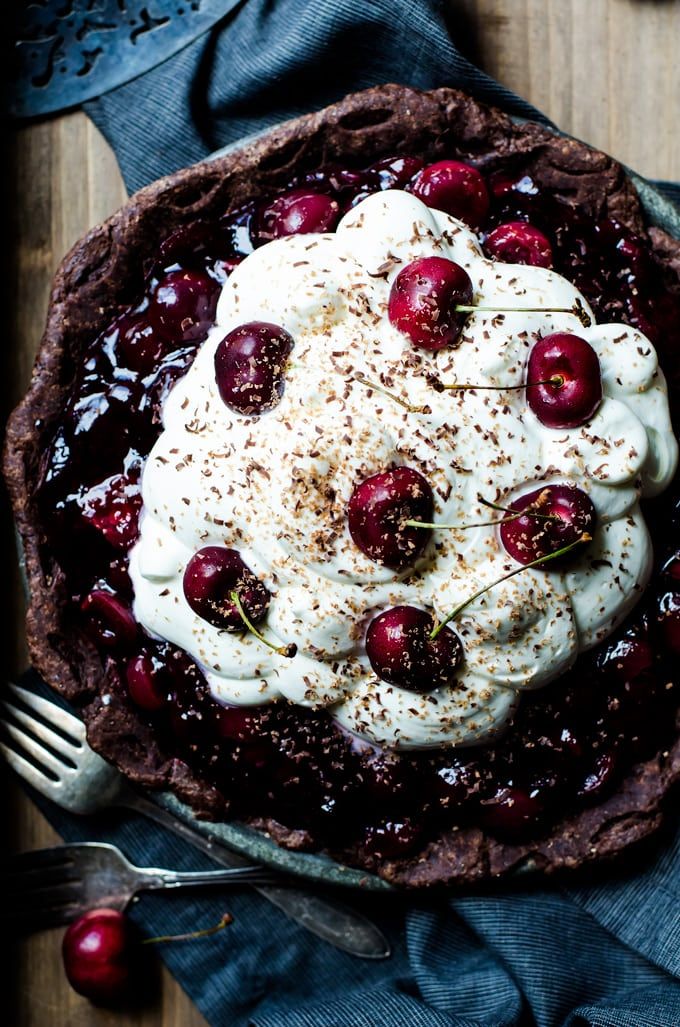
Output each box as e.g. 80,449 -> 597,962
230,590 -> 297,658
142,913 -> 233,946
430,533 -> 591,640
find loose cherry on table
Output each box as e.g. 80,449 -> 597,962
182,547 -> 270,630
365,605 -> 463,692
499,484 -> 597,566
484,221 -> 553,268
214,320 -> 294,415
410,160 -> 490,228
147,268 -> 220,343
347,466 -> 434,567
62,909 -> 136,1004
62,907 -> 232,1005
258,189 -> 340,241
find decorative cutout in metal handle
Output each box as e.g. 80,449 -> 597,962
10,0 -> 237,118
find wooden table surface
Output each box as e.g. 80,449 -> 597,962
6,1 -> 680,1023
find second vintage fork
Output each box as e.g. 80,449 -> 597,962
7,842 -> 279,931
1,682 -> 390,959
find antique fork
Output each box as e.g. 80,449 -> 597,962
6,841 -> 278,932
1,682 -> 390,958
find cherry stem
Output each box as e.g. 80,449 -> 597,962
455,305 -> 575,314
478,496 -> 558,522
435,375 -> 564,393
405,496 -> 559,532
406,511 -> 547,531
429,533 -> 591,640
230,591 -> 297,658
353,375 -> 430,414
143,913 -> 233,946
454,302 -> 592,329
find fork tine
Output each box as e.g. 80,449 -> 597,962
9,903 -> 90,934
6,880 -> 84,915
0,699 -> 82,762
5,846 -> 77,875
6,683 -> 86,743
0,739 -> 62,796
1,720 -> 75,780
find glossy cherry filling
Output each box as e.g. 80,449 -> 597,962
34,149 -> 680,859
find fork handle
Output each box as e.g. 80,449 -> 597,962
138,865 -> 279,889
121,789 -> 390,959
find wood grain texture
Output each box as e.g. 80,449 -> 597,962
6,1 -> 679,1023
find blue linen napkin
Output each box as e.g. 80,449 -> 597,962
15,1 -> 680,1023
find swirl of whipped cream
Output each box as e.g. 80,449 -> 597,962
129,190 -> 677,750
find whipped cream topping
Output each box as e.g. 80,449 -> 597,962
129,190 -> 678,750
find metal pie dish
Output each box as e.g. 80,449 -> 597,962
9,91 -> 680,890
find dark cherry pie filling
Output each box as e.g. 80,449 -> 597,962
35,152 -> 680,862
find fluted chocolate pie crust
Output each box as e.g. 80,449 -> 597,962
5,85 -> 680,887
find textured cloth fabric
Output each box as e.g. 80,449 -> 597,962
84,0 -> 553,194
20,0 -> 680,1024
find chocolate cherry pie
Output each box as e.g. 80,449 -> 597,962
6,86 -> 680,887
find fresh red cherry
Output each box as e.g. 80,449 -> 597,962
182,547 -> 269,630
125,653 -> 169,712
62,908 -> 134,1004
258,189 -> 339,242
484,221 -> 553,268
347,466 -> 434,567
388,256 -> 473,350
147,268 -> 219,343
527,333 -> 602,428
500,483 -> 596,566
115,314 -> 165,373
366,606 -> 463,692
79,473 -> 142,550
411,160 -> 490,228
81,590 -> 138,649
214,321 -> 294,415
